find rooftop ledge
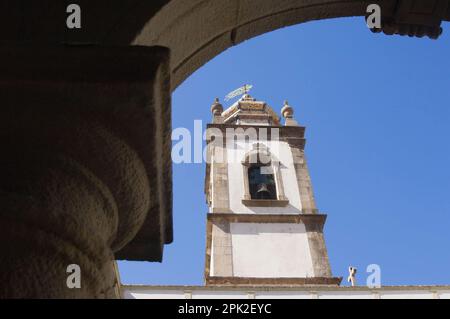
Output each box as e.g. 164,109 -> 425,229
121,284 -> 450,292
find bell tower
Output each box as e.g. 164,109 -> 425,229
204,94 -> 341,286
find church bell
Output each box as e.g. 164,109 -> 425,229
256,183 -> 272,199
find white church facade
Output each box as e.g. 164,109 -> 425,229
121,94 -> 450,299
203,94 -> 337,286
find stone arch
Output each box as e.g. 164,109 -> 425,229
132,0 -> 450,89
1,0 -> 449,297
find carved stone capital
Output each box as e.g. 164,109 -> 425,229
0,45 -> 172,297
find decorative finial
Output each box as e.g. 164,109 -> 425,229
281,100 -> 294,119
210,97 -> 223,116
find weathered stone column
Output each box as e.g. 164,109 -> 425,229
0,45 -> 171,298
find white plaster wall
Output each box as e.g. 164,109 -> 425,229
192,291 -> 248,299
124,289 -> 187,299
379,291 -> 437,299
230,222 -> 314,278
122,288 -> 450,299
317,291 -> 376,299
254,291 -> 313,299
226,139 -> 301,215
438,292 -> 450,299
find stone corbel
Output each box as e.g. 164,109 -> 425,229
371,0 -> 449,39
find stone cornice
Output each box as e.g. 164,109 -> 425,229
205,276 -> 342,286
207,213 -> 327,226
206,123 -> 306,150
122,284 -> 450,292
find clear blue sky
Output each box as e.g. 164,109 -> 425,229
119,17 -> 450,287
